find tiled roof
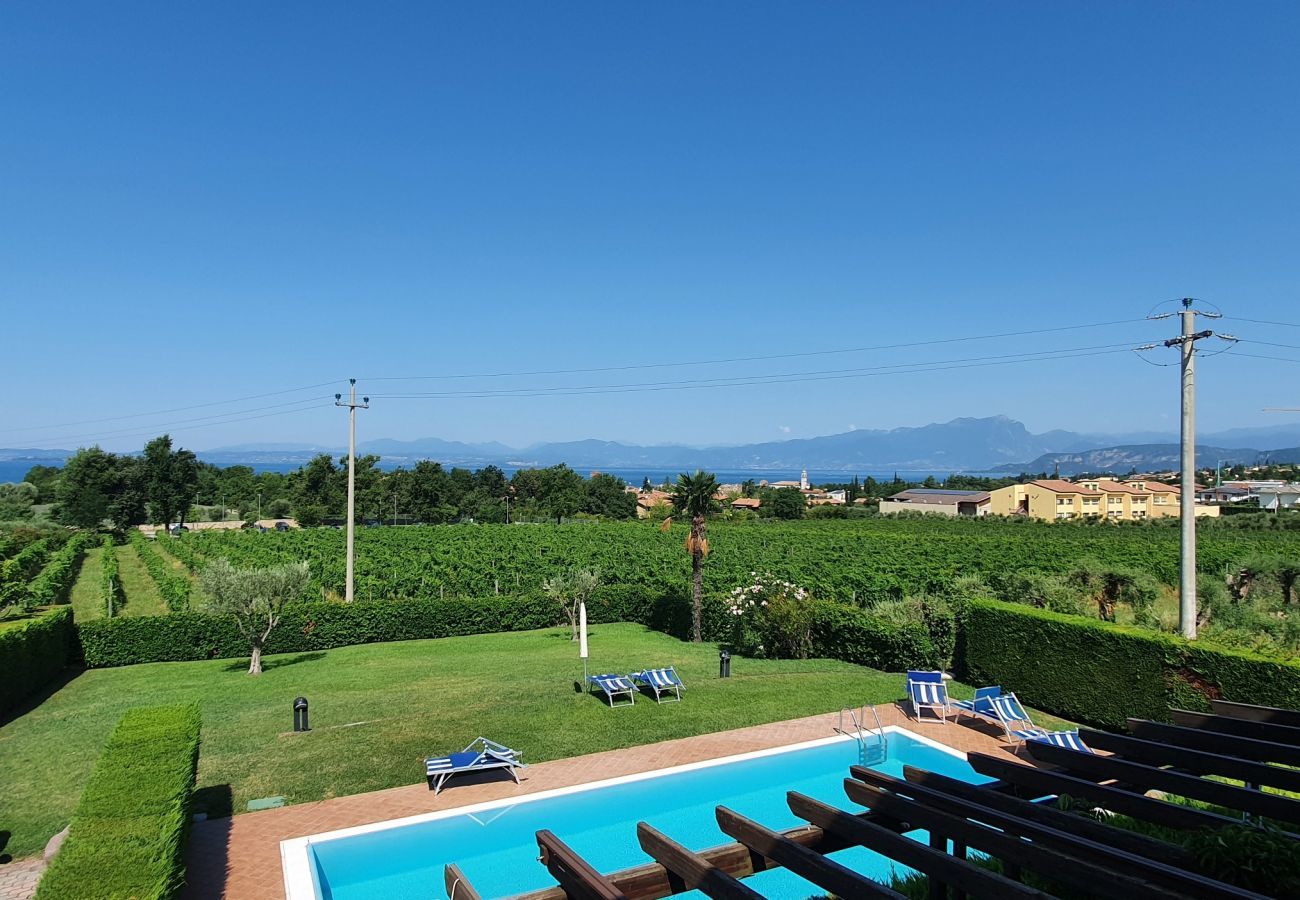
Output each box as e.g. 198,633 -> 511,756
1030,479 -> 1102,496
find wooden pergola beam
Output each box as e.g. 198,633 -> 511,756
1081,728 -> 1300,794
896,765 -> 1193,867
714,805 -> 907,899
1025,741 -> 1300,826
1171,709 -> 1300,746
789,790 -> 1052,900
846,770 -> 1263,900
965,752 -> 1244,831
445,863 -> 484,900
1211,700 -> 1300,729
634,823 -> 763,900
1127,718 -> 1300,767
536,830 -> 629,900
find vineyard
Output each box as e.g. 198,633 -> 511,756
177,517 -> 1300,605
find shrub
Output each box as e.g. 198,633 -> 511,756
724,574 -> 815,659
0,537 -> 53,608
963,599 -> 1300,729
35,704 -> 202,900
810,600 -> 938,671
0,606 -> 75,718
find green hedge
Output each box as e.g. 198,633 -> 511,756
35,704 -> 202,900
78,594 -> 568,667
963,599 -> 1300,729
811,601 -> 939,671
0,607 -> 76,718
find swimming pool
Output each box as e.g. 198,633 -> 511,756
283,726 -> 990,900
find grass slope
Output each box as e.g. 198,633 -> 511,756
67,546 -> 105,622
0,623 -> 1037,861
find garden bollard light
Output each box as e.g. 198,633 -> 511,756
719,649 -> 731,678
293,696 -> 310,733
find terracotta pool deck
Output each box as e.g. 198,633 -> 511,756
182,702 -> 1026,900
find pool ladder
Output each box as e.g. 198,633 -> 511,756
836,705 -> 888,765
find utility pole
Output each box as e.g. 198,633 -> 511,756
335,379 -> 369,602
1159,299 -> 1219,639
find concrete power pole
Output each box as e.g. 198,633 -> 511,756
1160,299 -> 1218,639
335,379 -> 369,603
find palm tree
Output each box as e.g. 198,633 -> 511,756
669,470 -> 721,642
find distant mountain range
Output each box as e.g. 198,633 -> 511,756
6,416 -> 1300,476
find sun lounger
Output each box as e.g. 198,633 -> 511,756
630,667 -> 684,703
906,670 -> 952,724
952,685 -> 1041,741
424,737 -> 525,794
1022,729 -> 1094,753
588,673 -> 636,707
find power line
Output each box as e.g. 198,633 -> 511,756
361,318 -> 1153,382
1222,316 -> 1300,329
0,380 -> 340,438
369,345 -> 1141,401
26,398 -> 334,448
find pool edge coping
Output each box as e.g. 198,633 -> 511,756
280,723 -> 966,899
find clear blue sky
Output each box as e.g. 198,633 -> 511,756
3,2 -> 1298,452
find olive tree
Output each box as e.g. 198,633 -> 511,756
200,558 -> 311,674
543,568 -> 601,641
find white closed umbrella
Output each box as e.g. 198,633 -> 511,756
579,600 -> 589,682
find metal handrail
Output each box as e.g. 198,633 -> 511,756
836,705 -> 888,757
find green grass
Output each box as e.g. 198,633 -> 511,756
0,624 -> 1068,861
67,544 -> 167,621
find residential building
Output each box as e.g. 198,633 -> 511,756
879,488 -> 991,517
730,497 -> 761,511
990,479 -> 1219,521
1257,485 -> 1300,511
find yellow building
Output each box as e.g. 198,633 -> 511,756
988,478 -> 1218,521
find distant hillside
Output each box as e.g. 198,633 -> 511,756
998,444 -> 1300,477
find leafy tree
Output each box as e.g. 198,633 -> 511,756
741,478 -> 758,498
108,455 -> 149,531
669,470 -> 721,642
293,454 -> 343,520
55,446 -> 120,528
768,487 -> 806,520
22,464 -> 62,503
542,568 -> 601,641
585,473 -> 635,518
143,435 -> 200,529
0,482 -> 37,520
200,559 -> 311,675
642,477 -> 652,492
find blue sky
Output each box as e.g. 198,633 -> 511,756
2,2 -> 1298,452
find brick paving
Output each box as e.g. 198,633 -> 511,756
181,702 -> 1024,900
0,859 -> 45,900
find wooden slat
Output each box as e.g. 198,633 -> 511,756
1210,700 -> 1300,729
714,805 -> 907,899
788,790 -> 1054,900
1128,719 -> 1300,767
1172,709 -> 1300,746
896,765 -> 1194,867
445,863 -> 484,900
1082,728 -> 1300,793
847,770 -> 1264,900
634,823 -> 763,900
965,752 -> 1245,831
536,830 -> 629,900
1025,741 -> 1300,826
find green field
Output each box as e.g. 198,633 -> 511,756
0,623 -> 1065,861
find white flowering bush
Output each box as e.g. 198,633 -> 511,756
726,572 -> 815,659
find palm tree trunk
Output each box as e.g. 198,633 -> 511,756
691,519 -> 704,642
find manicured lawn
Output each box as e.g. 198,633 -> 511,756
0,624 -> 1067,861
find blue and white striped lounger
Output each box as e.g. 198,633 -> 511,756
906,670 -> 952,724
588,673 -> 636,707
1021,729 -> 1094,753
630,667 -> 684,703
424,737 -> 525,794
988,692 -> 1043,742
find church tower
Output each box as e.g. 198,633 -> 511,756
800,468 -> 809,491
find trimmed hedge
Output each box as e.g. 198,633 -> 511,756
811,601 -> 939,671
963,599 -> 1300,729
35,704 -> 202,900
0,606 -> 76,718
78,594 -> 567,667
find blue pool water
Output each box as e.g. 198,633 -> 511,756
307,732 -> 989,899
